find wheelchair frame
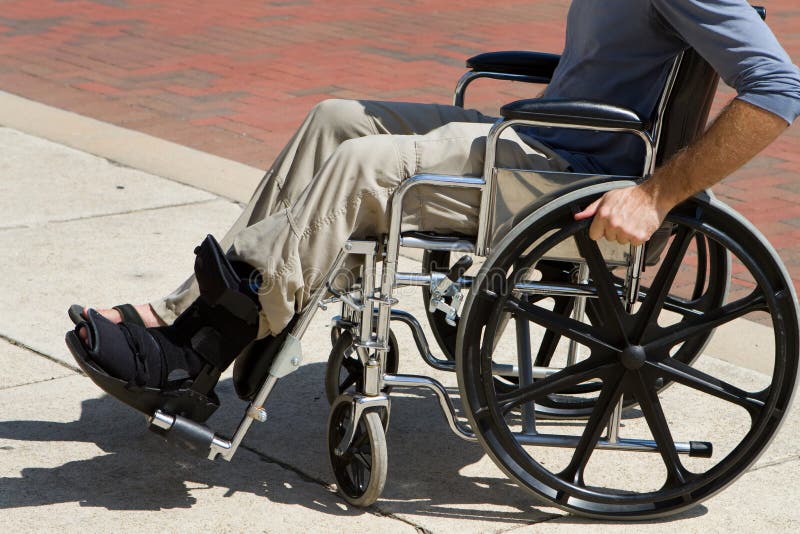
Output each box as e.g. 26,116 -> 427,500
147,43 -> 798,519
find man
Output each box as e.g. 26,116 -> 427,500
68,0 -> 800,416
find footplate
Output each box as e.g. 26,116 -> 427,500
66,330 -> 220,422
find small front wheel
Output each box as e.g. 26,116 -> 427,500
327,403 -> 388,507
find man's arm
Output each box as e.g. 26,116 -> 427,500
576,0 -> 800,244
575,98 -> 788,245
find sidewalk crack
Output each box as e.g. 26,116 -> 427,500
0,332 -> 81,374
749,454 -> 800,472
0,373 -> 76,392
241,443 -> 431,531
43,197 -> 224,227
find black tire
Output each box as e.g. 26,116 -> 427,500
328,402 -> 388,507
325,329 -> 400,404
457,189 -> 798,519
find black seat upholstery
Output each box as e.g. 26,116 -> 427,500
500,98 -> 650,131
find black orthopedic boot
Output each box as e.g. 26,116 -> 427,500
65,235 -> 261,422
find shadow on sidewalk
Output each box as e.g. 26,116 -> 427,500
0,362 -> 707,525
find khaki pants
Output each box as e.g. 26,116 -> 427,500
151,99 -> 569,336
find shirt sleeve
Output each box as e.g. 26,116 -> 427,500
651,0 -> 800,124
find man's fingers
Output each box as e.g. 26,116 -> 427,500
574,197 -> 601,220
588,217 -> 605,241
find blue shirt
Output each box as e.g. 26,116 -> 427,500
535,0 -> 800,176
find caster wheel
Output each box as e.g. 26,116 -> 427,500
331,325 -> 342,347
325,330 -> 400,404
328,402 -> 388,507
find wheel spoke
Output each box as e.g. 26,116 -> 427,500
353,451 -> 372,470
351,428 -> 369,450
558,371 -> 625,485
631,373 -> 692,487
648,359 -> 765,417
645,291 -> 768,351
533,297 -> 574,367
506,297 -> 620,354
353,461 -> 364,490
634,227 -> 695,339
339,374 -> 357,392
497,360 -> 615,413
661,295 -> 704,318
573,232 -> 630,341
342,356 -> 361,374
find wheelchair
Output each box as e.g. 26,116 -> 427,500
135,6 -> 797,521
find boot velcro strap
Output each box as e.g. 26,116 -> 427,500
190,326 -> 237,370
215,289 -> 260,326
190,364 -> 222,395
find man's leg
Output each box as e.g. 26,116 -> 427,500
232,121 -> 569,336
151,100 -> 494,323
67,118 -> 567,416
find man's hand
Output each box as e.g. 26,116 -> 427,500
574,99 -> 788,245
574,184 -> 670,245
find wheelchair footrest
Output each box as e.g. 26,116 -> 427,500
149,410 -> 229,458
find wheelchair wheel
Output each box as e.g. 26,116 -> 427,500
426,240 -> 729,417
328,401 -> 388,507
457,188 -> 798,519
325,329 -> 400,404
528,231 -> 730,418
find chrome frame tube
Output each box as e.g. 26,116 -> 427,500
513,432 -> 700,455
624,244 -> 646,310
607,398 -> 624,444
566,263 -> 590,366
478,118 -> 655,255
516,312 -> 537,434
394,271 -> 473,288
378,174 -> 485,366
209,375 -> 279,461
453,71 -> 550,108
648,53 -> 685,164
399,234 -> 475,252
359,248 -> 376,347
390,308 -> 542,377
515,281 -> 601,298
383,373 -> 476,441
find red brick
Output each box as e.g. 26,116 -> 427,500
0,0 -> 798,291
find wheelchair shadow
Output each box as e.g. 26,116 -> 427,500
0,393 -> 275,511
0,369 -> 356,514
0,361 -> 707,525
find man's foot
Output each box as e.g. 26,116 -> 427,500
73,304 -> 166,343
83,304 -> 165,327
65,235 -> 261,419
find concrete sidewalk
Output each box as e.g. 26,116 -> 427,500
0,122 -> 798,532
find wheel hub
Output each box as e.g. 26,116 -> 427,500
620,345 -> 647,369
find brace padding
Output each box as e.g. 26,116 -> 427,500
173,234 -> 261,371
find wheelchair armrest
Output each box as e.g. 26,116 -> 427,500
466,51 -> 560,81
500,98 -> 650,131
